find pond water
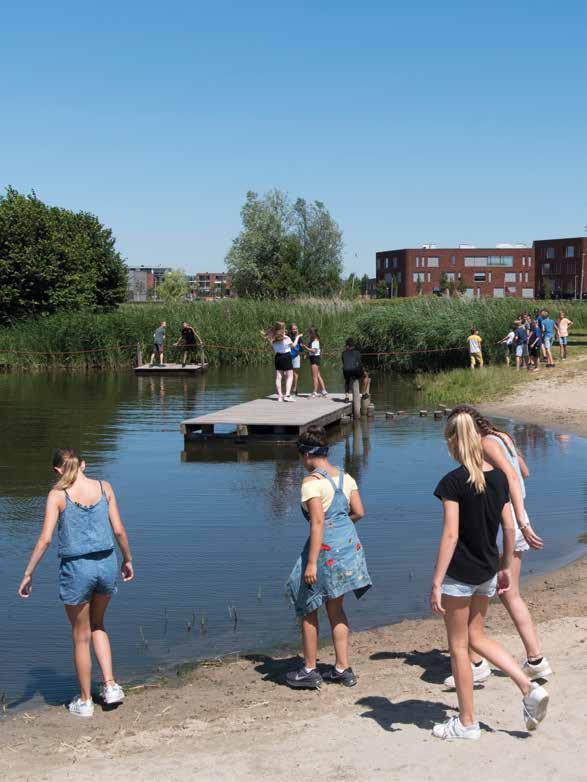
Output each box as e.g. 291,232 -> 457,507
1,365 -> 586,708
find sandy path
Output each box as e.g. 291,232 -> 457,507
1,558 -> 586,782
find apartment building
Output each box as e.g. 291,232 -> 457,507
187,272 -> 232,298
533,237 -> 587,299
375,246 -> 535,298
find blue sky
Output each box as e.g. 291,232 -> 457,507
1,1 -> 586,277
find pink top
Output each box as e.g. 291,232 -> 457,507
557,318 -> 572,337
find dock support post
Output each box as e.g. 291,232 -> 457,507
352,379 -> 361,419
200,345 -> 206,369
360,376 -> 371,416
136,342 -> 143,367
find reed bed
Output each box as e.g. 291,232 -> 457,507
0,296 -> 584,372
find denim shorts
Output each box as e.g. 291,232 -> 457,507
559,336 -> 568,345
441,574 -> 497,598
59,549 -> 118,605
543,336 -> 553,350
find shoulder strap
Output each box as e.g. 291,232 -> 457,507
312,468 -> 337,492
337,470 -> 345,491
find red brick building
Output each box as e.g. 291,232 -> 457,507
188,272 -> 232,298
375,246 -> 535,299
533,237 -> 587,299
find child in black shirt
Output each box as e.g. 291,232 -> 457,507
430,410 -> 549,741
341,338 -> 369,402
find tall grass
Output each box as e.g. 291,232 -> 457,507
351,297 -> 587,371
0,296 -> 584,371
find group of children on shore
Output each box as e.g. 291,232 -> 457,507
468,309 -> 574,371
261,322 -> 370,403
18,402 -> 551,740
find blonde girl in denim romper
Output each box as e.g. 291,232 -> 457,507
286,426 -> 371,690
18,448 -> 134,718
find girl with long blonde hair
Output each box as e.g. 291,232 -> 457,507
18,448 -> 134,718
261,321 -> 302,402
430,412 -> 549,740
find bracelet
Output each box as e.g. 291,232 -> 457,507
519,523 -> 529,530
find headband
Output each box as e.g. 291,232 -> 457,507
297,444 -> 329,456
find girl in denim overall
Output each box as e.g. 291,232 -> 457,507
18,448 -> 134,717
286,426 -> 371,689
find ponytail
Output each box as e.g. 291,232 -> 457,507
445,413 -> 486,493
52,448 -> 81,490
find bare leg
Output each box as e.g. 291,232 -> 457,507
361,374 -> 369,394
499,553 -> 541,660
325,596 -> 350,670
468,596 -> 531,695
292,369 -> 299,393
275,370 -> 283,399
311,365 -> 319,393
443,596 -> 475,726
285,369 -> 293,397
301,611 -> 319,669
317,370 -> 327,392
65,603 -> 92,701
90,594 -> 115,685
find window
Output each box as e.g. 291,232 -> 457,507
528,258 -> 532,267
504,272 -> 516,283
392,256 -> 398,268
487,255 -> 514,266
474,272 -> 486,282
493,288 -> 505,298
427,273 -> 431,282
542,263 -> 551,273
546,247 -> 555,259
427,257 -> 439,267
507,286 -> 517,294
488,272 -> 492,282
519,273 -> 523,282
522,257 -> 526,266
464,288 -> 474,298
566,245 -> 575,258
413,272 -> 425,282
415,257 -> 420,267
397,272 -> 402,282
524,272 -> 529,283
522,288 -> 534,298
451,255 -> 456,265
464,256 -> 488,267
445,272 -> 455,281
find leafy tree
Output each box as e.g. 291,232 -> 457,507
416,276 -> 423,296
448,280 -> 456,298
390,273 -> 399,298
226,190 -> 343,298
341,273 -> 362,299
360,273 -> 370,296
156,269 -> 189,302
457,275 -> 467,295
0,186 -> 127,323
542,278 -> 553,299
375,280 -> 388,299
439,271 -> 449,297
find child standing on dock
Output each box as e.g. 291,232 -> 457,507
177,321 -> 202,367
150,321 -> 166,367
467,328 -> 483,369
286,426 -> 372,689
261,321 -> 302,402
18,448 -> 134,717
430,411 -> 549,740
305,326 -> 328,397
288,323 -> 304,395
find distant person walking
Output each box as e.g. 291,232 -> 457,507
498,325 -> 516,366
341,338 -> 369,402
261,321 -> 301,403
514,319 -> 530,371
288,323 -> 304,395
286,426 -> 371,690
150,321 -> 166,367
430,411 -> 549,741
467,328 -> 483,369
541,310 -> 556,367
176,321 -> 201,367
555,311 -> 573,360
17,448 -> 134,718
305,327 -> 328,397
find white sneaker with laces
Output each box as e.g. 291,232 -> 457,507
320,390 -> 328,397
311,392 -> 319,398
101,682 -> 125,705
284,395 -> 296,403
523,683 -> 549,731
432,716 -> 480,741
444,659 -> 492,689
522,657 -> 553,681
68,696 -> 94,718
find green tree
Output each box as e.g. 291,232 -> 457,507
341,273 -> 362,299
457,275 -> 467,295
439,271 -> 449,297
416,276 -> 423,296
226,190 -> 343,298
360,273 -> 369,296
156,269 -> 189,302
0,187 -> 127,323
375,280 -> 388,299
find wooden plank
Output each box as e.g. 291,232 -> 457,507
135,363 -> 208,375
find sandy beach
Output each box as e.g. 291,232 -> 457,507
2,366 -> 586,782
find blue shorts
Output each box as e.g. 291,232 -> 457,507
559,336 -> 568,345
441,575 -> 497,598
59,549 -> 118,605
543,336 -> 553,350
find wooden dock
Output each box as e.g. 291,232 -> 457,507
135,362 -> 208,375
181,393 -> 352,441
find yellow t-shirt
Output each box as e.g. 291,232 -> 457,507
467,334 -> 483,354
301,471 -> 358,513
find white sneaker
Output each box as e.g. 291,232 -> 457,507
522,657 -> 553,681
101,682 -> 125,705
311,392 -> 319,398
444,659 -> 492,689
284,395 -> 296,403
68,696 -> 94,718
432,716 -> 480,741
523,683 -> 549,731
277,396 -> 284,402
320,390 -> 328,397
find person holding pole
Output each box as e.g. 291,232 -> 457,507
149,321 -> 166,367
341,338 -> 369,403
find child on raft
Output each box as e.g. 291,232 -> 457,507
286,426 -> 372,689
18,448 -> 134,717
430,411 -> 549,740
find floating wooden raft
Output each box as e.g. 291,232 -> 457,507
135,362 -> 208,375
181,393 -> 352,441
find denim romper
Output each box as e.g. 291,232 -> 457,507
287,469 -> 372,617
58,481 -> 118,605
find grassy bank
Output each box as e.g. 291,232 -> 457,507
0,296 -> 585,371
